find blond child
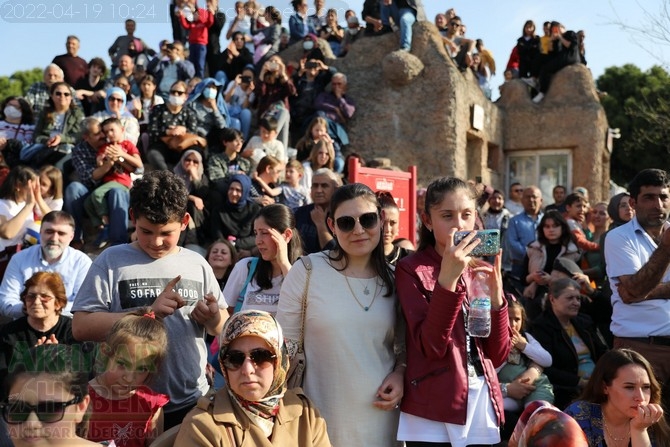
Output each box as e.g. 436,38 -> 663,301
88,307 -> 169,446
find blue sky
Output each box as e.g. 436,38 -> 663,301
1,0 -> 666,95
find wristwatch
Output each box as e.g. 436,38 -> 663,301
501,383 -> 508,398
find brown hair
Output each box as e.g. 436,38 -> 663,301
20,271 -> 68,315
308,139 -> 335,170
39,165 -> 64,199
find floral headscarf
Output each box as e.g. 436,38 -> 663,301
218,310 -> 289,436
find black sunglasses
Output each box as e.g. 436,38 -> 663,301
335,212 -> 379,232
1,396 -> 81,424
169,90 -> 186,95
222,348 -> 276,371
54,91 -> 71,97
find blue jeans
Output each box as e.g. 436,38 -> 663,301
228,105 -> 252,140
65,182 -> 130,245
189,43 -> 207,78
380,3 -> 416,50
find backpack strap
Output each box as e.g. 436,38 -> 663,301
234,257 -> 259,314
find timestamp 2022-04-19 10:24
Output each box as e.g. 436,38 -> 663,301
0,0 -> 167,23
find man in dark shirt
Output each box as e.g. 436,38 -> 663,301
52,35 -> 88,86
294,168 -> 341,253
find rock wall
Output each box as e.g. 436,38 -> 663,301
281,22 -> 609,201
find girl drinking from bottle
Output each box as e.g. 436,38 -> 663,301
87,308 -> 169,447
395,176 -> 510,447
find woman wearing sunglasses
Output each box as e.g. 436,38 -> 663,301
2,344 -> 101,446
395,177 -> 510,446
277,183 -> 403,446
175,309 -> 331,445
19,82 -> 84,169
91,87 -> 140,146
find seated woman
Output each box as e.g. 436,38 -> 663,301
300,138 -> 334,192
91,87 -> 140,145
187,77 -> 240,148
0,166 -> 51,277
522,210 -> 579,320
2,344 -> 100,446
211,174 -> 261,258
530,277 -> 608,409
375,191 -> 413,266
254,55 -> 296,152
146,80 -> 202,171
296,117 -> 343,176
206,239 -> 239,291
510,401 -> 588,447
20,82 -> 84,170
173,149 -> 211,249
223,66 -> 255,140
565,349 -> 670,447
0,96 -> 35,168
0,272 -> 77,376
128,74 -> 164,156
175,309 -> 332,446
319,9 -> 344,56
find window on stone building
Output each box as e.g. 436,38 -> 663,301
507,150 -> 571,202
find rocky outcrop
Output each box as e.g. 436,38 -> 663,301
280,22 -> 609,201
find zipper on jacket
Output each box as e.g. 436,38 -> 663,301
410,365 -> 450,386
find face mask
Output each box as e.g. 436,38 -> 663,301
168,95 -> 186,106
348,28 -> 359,36
303,41 -> 314,51
3,106 -> 21,119
203,88 -> 217,99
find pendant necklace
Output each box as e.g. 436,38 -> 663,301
603,416 -> 630,446
344,274 -> 379,311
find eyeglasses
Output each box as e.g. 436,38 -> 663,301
335,212 -> 379,232
184,158 -> 200,164
1,397 -> 81,424
222,348 -> 276,371
54,91 -> 71,97
170,90 -> 186,96
25,292 -> 55,302
109,97 -> 124,103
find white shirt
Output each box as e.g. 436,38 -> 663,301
605,217 -> 670,337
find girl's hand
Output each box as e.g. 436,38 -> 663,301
511,328 -> 528,351
269,227 -> 289,264
47,134 -> 62,147
32,177 -> 44,201
437,228 -> 479,291
506,379 -> 535,400
373,370 -> 403,411
631,403 -> 664,431
35,334 -> 59,345
25,179 -> 37,205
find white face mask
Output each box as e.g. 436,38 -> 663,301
348,28 -> 359,36
203,88 -> 218,99
303,41 -> 314,51
168,95 -> 186,106
3,105 -> 21,120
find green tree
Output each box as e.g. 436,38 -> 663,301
0,67 -> 43,101
597,64 -> 670,184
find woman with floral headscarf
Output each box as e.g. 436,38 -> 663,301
175,309 -> 331,446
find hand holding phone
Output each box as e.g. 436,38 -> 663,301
453,229 -> 501,257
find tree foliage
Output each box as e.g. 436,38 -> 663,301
0,68 -> 43,102
597,64 -> 670,184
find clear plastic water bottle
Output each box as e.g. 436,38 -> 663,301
467,272 -> 491,337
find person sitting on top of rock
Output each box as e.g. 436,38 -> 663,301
313,72 -> 355,151
378,0 -> 425,52
443,15 -> 475,70
532,21 -> 580,103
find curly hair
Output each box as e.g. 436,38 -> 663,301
130,170 -> 188,224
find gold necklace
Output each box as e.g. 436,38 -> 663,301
603,416 -> 630,444
344,274 -> 379,311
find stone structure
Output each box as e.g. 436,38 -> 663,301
281,22 -> 609,201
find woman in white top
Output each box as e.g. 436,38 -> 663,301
0,96 -> 35,151
224,203 -> 302,315
0,166 -> 51,275
277,182 -> 404,446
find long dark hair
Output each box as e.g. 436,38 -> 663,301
328,183 -> 394,296
579,349 -> 670,446
418,177 -> 477,251
0,165 -> 37,201
536,210 -> 572,247
253,204 -> 303,290
1,96 -> 34,125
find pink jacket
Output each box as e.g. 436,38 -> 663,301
396,245 -> 511,424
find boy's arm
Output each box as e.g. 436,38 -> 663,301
191,293 -> 227,335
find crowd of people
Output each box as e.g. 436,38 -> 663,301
0,2 -> 666,447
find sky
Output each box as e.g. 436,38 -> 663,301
1,0 -> 667,96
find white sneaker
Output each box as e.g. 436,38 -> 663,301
532,92 -> 544,103
521,77 -> 537,88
